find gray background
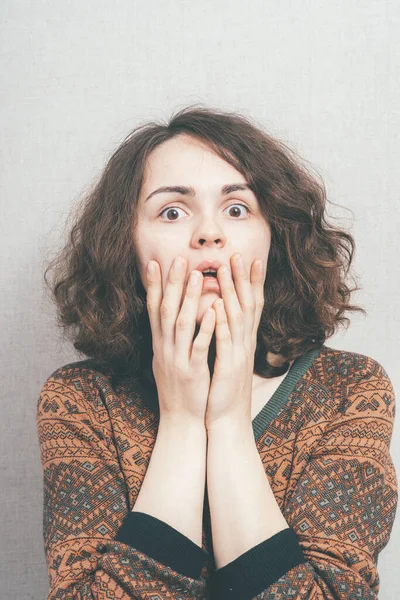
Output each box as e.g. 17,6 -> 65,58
1,1 -> 399,598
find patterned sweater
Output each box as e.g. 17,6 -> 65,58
36,344 -> 398,599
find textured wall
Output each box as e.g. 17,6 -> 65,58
0,1 -> 399,598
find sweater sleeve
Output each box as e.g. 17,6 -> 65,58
37,374 -> 209,599
210,359 -> 398,600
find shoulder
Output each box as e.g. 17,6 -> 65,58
313,344 -> 395,419
36,359 -> 116,422
37,359 -> 148,430
44,358 -> 113,384
315,344 -> 393,387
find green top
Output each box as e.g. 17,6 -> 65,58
252,346 -> 323,441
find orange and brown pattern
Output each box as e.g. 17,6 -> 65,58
37,345 -> 397,599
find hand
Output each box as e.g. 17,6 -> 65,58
205,253 -> 265,430
146,256 -> 215,425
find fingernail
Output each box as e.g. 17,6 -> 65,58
174,256 -> 183,271
190,271 -> 200,286
258,260 -> 263,273
236,253 -> 243,267
148,261 -> 155,275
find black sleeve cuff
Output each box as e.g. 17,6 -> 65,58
115,510 -> 210,580
210,527 -> 306,600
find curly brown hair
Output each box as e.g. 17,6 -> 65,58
43,105 -> 366,385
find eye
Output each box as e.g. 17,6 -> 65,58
159,206 -> 186,221
224,204 -> 250,218
159,203 -> 251,221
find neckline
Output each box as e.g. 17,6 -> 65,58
252,346 -> 323,440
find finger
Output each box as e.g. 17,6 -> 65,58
231,253 -> 256,345
146,260 -> 163,348
229,255 -> 265,349
175,269 -> 203,363
213,298 -> 231,369
191,306 -> 216,366
251,259 -> 265,344
160,256 -> 188,346
217,259 -> 244,346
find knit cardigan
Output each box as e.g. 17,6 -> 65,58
36,344 -> 398,599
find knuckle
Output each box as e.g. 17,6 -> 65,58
256,298 -> 265,311
234,311 -> 244,325
160,303 -> 171,319
168,273 -> 181,285
218,318 -> 229,330
146,299 -> 157,312
176,315 -> 187,330
173,359 -> 192,380
242,301 -> 254,312
192,338 -> 206,353
255,296 -> 265,309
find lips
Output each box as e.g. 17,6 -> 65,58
194,260 -> 227,275
201,276 -> 221,293
191,260 -> 227,294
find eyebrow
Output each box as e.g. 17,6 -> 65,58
145,183 -> 253,203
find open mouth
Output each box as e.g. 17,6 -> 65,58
202,271 -> 217,278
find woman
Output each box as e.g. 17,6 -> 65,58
37,105 -> 397,599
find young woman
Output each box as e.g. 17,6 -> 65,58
37,106 -> 397,599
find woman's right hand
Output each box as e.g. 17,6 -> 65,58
146,256 -> 216,425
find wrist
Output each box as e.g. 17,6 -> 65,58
159,412 -> 206,433
206,415 -> 253,439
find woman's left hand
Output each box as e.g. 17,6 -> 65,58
205,253 -> 265,431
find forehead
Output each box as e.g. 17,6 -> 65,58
142,135 -> 245,188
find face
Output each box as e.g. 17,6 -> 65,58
134,134 -> 271,325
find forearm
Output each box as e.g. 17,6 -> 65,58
207,419 -> 289,569
132,416 -> 207,547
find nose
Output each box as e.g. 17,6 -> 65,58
191,217 -> 226,247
